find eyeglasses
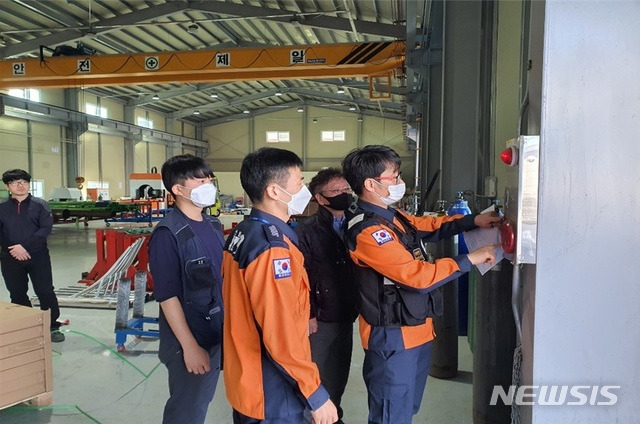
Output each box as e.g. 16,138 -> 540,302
374,172 -> 403,184
8,180 -> 29,187
322,187 -> 352,195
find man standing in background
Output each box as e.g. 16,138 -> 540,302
297,168 -> 357,424
0,169 -> 64,342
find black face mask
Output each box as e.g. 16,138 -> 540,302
322,192 -> 352,211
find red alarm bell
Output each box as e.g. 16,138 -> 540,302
501,218 -> 516,254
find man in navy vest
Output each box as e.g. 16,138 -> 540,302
149,155 -> 224,424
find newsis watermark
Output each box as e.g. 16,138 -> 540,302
490,385 -> 621,406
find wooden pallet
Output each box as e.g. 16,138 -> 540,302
0,391 -> 53,411
25,391 -> 53,407
0,303 -> 54,411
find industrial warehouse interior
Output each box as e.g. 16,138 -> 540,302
0,223 -> 476,423
0,1 -> 638,424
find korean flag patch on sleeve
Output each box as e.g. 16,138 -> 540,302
371,229 -> 394,245
273,258 -> 292,279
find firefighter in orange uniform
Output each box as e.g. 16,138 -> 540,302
222,147 -> 338,424
342,145 -> 500,424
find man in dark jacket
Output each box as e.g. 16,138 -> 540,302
0,169 -> 64,342
296,168 -> 357,424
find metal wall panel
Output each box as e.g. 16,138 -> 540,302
533,2 -> 640,422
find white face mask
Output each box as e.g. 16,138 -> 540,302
183,183 -> 217,208
374,180 -> 406,205
278,185 -> 312,216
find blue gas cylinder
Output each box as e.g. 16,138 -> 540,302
447,191 -> 472,336
447,191 -> 472,216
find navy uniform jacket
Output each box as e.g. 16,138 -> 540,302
0,194 -> 52,258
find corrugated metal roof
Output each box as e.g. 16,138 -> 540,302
0,0 -> 412,124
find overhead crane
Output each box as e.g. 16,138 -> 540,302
0,41 -> 405,92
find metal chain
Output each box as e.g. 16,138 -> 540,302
511,345 -> 523,424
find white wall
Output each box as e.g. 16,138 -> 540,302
2,94 -> 406,203
31,122 -> 64,191
493,1 -> 522,200
215,170 -> 319,207
0,117 -> 29,173
0,89 -> 192,200
204,106 -> 410,177
532,2 -> 640,422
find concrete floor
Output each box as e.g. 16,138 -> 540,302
0,221 -> 475,423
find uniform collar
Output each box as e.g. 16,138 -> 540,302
357,199 -> 396,223
250,208 -> 299,245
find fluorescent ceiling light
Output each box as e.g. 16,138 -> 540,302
187,24 -> 199,34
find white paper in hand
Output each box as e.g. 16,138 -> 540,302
463,204 -> 504,275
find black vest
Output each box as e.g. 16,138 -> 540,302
346,209 -> 443,327
154,209 -> 224,361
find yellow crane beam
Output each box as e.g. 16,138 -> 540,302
0,41 -> 405,89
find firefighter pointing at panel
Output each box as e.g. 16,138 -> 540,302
222,147 -> 338,424
342,145 -> 500,424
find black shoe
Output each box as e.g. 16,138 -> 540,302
51,330 -> 65,343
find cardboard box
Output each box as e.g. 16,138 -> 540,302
0,302 -> 52,410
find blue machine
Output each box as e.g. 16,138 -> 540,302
113,272 -> 159,352
115,316 -> 159,352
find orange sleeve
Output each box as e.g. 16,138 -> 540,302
350,223 -> 460,290
244,245 -> 322,398
398,209 -> 465,232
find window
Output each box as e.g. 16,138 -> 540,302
137,116 -> 154,129
9,88 -> 40,102
86,103 -> 108,118
266,131 -> 290,143
321,130 -> 346,142
87,181 -> 109,189
30,179 -> 44,198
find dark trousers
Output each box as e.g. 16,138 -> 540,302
309,320 -> 353,419
362,341 -> 434,424
1,249 -> 60,330
233,410 -> 304,424
162,343 -> 221,424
